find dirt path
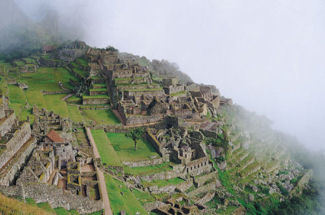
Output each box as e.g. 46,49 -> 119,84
85,127 -> 113,215
62,94 -> 73,101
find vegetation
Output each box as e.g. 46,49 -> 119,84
125,128 -> 145,151
91,129 -> 121,166
0,194 -> 54,215
107,132 -> 158,161
124,162 -> 172,176
142,177 -> 185,188
105,174 -> 147,215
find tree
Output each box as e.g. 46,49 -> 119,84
125,128 -> 144,151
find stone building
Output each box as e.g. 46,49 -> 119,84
147,128 -> 213,177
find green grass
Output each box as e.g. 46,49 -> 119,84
67,105 -> 84,122
66,96 -> 82,104
105,174 -> 147,215
54,207 -> 80,215
7,66 -> 78,120
124,162 -> 172,176
142,177 -> 185,188
90,88 -> 107,92
8,85 -> 31,121
82,109 -> 120,125
75,58 -> 88,68
44,94 -> 69,117
8,84 -> 26,104
37,202 -> 56,213
83,95 -> 109,99
91,129 -> 121,166
93,84 -> 106,88
170,91 -> 186,97
106,132 -> 159,162
132,189 -> 155,205
21,67 -> 76,92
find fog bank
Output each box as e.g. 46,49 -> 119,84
15,0 -> 325,151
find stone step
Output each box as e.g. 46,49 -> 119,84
243,162 -> 262,177
238,156 -> 255,172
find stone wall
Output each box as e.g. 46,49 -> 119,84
0,104 -> 6,119
125,115 -> 163,126
0,138 -> 36,186
188,181 -> 218,198
0,184 -> 103,214
176,179 -> 194,193
122,158 -> 163,167
42,90 -> 71,95
195,192 -> 215,205
82,97 -> 109,105
185,157 -> 213,177
79,105 -> 110,110
148,184 -> 176,194
143,201 -> 167,212
146,130 -> 163,156
140,170 -> 183,182
0,123 -> 31,170
0,111 -> 16,137
89,90 -> 107,96
194,171 -> 218,187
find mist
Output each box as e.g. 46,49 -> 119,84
14,0 -> 325,152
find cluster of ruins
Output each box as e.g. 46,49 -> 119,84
82,47 -> 233,127
0,98 -> 102,213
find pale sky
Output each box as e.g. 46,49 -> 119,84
16,0 -> 325,151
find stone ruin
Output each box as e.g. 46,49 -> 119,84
0,101 -> 102,213
0,97 -> 36,186
32,106 -> 72,139
147,127 -> 213,177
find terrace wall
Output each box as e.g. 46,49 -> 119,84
0,138 -> 36,186
82,98 -> 109,105
89,89 -> 107,96
0,111 -> 16,137
0,123 -> 32,170
122,158 -> 163,167
0,184 -> 103,214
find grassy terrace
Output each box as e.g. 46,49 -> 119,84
82,95 -> 109,99
132,189 -> 155,205
0,194 -> 53,215
127,87 -> 163,92
105,174 -> 147,214
75,57 -> 88,68
114,76 -> 143,81
89,88 -> 107,92
116,83 -> 160,88
170,91 -> 187,97
124,162 -> 173,176
24,198 -> 102,215
91,129 -> 121,166
106,132 -> 159,162
82,109 -> 120,125
92,84 -> 106,88
142,177 -> 185,188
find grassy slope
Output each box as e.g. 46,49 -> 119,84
82,109 -> 120,125
0,194 -> 54,215
106,132 -> 158,162
105,174 -> 147,215
3,61 -> 120,124
91,129 -> 121,166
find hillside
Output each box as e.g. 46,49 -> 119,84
0,41 -> 322,215
0,193 -> 53,215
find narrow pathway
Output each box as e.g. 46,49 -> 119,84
85,127 -> 113,215
62,94 -> 73,101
